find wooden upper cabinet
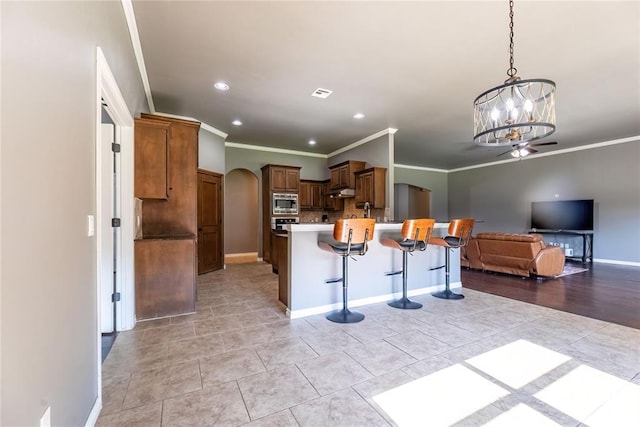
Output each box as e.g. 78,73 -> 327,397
285,168 -> 300,192
271,167 -> 287,192
329,160 -> 366,190
299,181 -> 310,209
269,165 -> 300,192
355,167 -> 387,208
138,114 -> 200,236
310,182 -> 323,209
135,118 -> 170,199
323,180 -> 344,211
300,180 -> 324,210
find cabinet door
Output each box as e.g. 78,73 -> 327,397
285,168 -> 300,191
339,165 -> 350,188
311,183 -> 323,209
197,171 -> 223,274
271,167 -> 286,192
355,172 -> 366,205
330,168 -> 340,190
135,239 -> 195,319
299,181 -> 311,209
134,119 -> 169,199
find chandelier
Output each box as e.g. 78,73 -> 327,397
473,0 -> 556,146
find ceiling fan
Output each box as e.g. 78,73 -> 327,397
497,141 -> 558,158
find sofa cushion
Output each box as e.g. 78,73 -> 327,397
476,238 -> 543,259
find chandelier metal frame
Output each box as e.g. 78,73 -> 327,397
473,0 -> 556,147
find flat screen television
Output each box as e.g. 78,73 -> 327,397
531,199 -> 594,231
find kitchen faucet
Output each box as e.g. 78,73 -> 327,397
363,201 -> 371,219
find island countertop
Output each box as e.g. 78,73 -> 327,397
281,221 -> 460,319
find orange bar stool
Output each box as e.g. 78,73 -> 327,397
381,218 -> 436,309
429,218 -> 475,300
318,218 -> 376,323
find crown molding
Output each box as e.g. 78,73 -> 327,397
121,0 -> 154,113
328,128 -> 396,157
225,142 -> 327,158
153,112 -> 228,138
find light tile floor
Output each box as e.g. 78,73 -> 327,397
98,262 -> 640,426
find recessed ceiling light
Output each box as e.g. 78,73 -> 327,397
353,113 -> 365,119
232,119 -> 242,126
308,139 -> 316,145
214,81 -> 230,91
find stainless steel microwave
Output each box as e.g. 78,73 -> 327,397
273,193 -> 298,215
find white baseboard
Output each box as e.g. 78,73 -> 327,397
84,396 -> 102,427
593,258 -> 640,267
224,252 -> 258,264
287,282 -> 461,319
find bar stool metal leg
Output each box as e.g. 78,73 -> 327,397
326,256 -> 365,323
432,248 -> 464,300
388,251 -> 423,309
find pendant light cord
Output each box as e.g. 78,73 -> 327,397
507,0 -> 517,78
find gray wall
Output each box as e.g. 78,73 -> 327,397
394,166 -> 449,221
329,134 -> 394,216
448,141 -> 640,263
224,169 -> 259,254
226,146 -> 328,256
328,135 -> 390,169
1,2 -> 146,425
198,129 -> 226,174
226,146 -> 328,179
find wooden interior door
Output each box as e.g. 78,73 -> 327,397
197,170 -> 224,274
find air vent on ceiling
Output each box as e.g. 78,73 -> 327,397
311,88 -> 333,99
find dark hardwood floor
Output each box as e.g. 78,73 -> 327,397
462,262 -> 640,330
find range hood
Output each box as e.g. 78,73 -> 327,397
328,188 -> 355,198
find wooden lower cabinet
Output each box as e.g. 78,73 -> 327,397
273,233 -> 289,306
135,238 -> 196,319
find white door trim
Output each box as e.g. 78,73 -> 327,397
89,46 -> 135,427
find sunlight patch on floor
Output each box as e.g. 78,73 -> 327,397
534,364 -> 630,422
466,339 -> 571,389
373,364 -> 509,426
582,382 -> 640,427
482,403 -> 562,427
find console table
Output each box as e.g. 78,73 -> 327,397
529,230 -> 593,263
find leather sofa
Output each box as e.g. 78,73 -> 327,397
461,232 -> 565,277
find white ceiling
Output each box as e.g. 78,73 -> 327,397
132,1 -> 640,169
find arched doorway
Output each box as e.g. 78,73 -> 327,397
224,168 -> 259,263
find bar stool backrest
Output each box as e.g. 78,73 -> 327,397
401,218 -> 436,242
448,218 -> 475,247
333,218 -> 375,244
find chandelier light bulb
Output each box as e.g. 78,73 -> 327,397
524,99 -> 534,112
506,98 -> 515,111
491,108 -> 500,122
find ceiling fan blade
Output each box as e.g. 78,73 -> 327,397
527,148 -> 539,154
496,149 -> 513,157
530,141 -> 558,147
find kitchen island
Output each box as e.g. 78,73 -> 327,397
282,222 -> 460,319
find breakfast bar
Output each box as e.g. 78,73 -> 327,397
282,222 -> 461,318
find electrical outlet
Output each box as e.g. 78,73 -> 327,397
40,406 -> 51,427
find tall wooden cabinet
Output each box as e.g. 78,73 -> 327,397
261,164 -> 300,263
134,114 -> 200,320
